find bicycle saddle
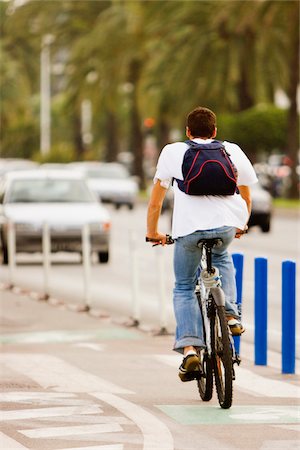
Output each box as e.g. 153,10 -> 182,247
197,238 -> 223,249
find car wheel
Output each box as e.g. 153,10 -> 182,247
115,203 -> 121,210
128,203 -> 134,210
261,219 -> 270,233
98,251 -> 109,263
2,244 -> 8,265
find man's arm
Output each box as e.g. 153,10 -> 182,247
238,185 -> 252,217
146,180 -> 168,243
235,185 -> 252,238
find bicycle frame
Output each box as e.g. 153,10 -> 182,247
196,240 -> 240,366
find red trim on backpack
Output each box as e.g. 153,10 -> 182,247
185,150 -> 200,181
186,160 -> 237,194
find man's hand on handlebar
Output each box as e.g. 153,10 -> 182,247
235,226 -> 248,239
145,233 -> 174,247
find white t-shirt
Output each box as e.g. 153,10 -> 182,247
154,138 -> 258,239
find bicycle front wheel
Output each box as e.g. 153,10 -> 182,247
197,350 -> 213,401
211,305 -> 233,409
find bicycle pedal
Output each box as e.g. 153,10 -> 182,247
179,370 -> 205,382
234,355 -> 242,366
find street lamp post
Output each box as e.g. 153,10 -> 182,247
40,34 -> 54,156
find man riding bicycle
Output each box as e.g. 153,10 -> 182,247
146,106 -> 257,381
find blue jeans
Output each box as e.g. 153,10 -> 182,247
173,226 -> 239,354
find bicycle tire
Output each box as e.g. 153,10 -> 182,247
211,305 -> 233,409
197,350 -> 213,401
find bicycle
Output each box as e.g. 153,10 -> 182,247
195,237 -> 241,409
146,234 -> 241,409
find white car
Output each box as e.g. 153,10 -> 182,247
248,182 -> 272,232
0,158 -> 39,180
0,170 -> 111,264
69,162 -> 138,209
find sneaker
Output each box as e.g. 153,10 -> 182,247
227,317 -> 245,336
178,353 -> 201,382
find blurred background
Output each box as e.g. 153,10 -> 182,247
0,0 -> 299,200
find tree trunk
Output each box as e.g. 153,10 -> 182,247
128,59 -> 145,189
104,110 -> 119,162
286,3 -> 299,199
73,113 -> 85,160
237,29 -> 256,111
156,114 -> 171,151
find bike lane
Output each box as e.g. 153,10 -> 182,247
1,287 -> 299,450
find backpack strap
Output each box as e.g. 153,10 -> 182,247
184,139 -> 224,150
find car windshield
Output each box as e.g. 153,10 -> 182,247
6,179 -> 95,203
86,165 -> 129,179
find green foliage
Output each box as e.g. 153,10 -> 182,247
0,120 -> 39,159
0,0 -> 298,192
32,143 -> 76,163
218,106 -> 289,161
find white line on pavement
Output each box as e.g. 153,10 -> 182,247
36,415 -> 132,425
19,423 -> 123,438
0,432 -> 29,449
0,353 -> 133,394
73,342 -> 105,351
2,405 -> 102,421
153,354 -> 299,398
239,342 -> 300,374
57,446 -> 123,450
235,367 -> 300,398
260,440 -> 300,449
0,392 -> 75,402
93,393 -> 174,450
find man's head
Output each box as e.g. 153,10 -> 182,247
186,107 -> 217,139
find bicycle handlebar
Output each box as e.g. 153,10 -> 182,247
145,234 -> 174,247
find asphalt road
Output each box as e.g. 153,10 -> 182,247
0,204 -> 299,357
1,287 -> 299,450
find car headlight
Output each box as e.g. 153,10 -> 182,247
89,222 -> 111,232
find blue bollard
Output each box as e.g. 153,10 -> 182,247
282,260 -> 296,374
232,253 -> 244,354
254,257 -> 268,365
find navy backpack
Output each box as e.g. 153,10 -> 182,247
175,140 -> 238,196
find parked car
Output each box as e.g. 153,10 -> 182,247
0,170 -> 111,264
69,162 -> 138,209
161,181 -> 272,233
0,158 -> 39,180
248,182 -> 272,232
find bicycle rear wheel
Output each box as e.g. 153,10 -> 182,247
197,350 -> 213,401
211,305 -> 233,409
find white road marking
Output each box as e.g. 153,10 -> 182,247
235,367 -> 300,398
20,423 -> 123,438
0,432 -> 29,449
153,354 -> 299,398
2,405 -> 102,421
275,424 -> 300,432
57,446 -> 123,450
0,392 -> 75,402
0,353 -> 133,394
260,440 -> 300,449
38,415 -> 132,425
73,342 -> 104,351
240,342 -> 300,374
94,393 -> 174,450
2,353 -> 172,448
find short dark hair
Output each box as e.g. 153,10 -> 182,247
187,107 -> 216,138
